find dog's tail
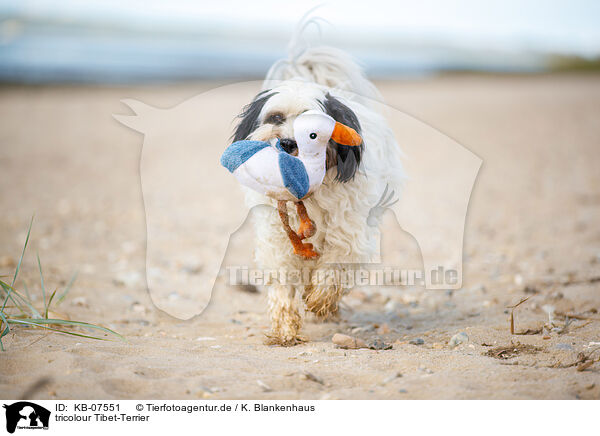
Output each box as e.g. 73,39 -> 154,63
264,12 -> 381,104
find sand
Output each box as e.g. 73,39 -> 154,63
0,74 -> 599,399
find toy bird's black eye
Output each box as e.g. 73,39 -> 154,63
309,133 -> 317,139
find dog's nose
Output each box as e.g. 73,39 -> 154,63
279,138 -> 298,155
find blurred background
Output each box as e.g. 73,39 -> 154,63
1,0 -> 599,83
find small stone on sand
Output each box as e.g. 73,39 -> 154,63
449,332 -> 469,348
332,333 -> 368,349
257,380 -> 272,392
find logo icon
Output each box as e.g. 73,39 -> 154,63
3,402 -> 50,433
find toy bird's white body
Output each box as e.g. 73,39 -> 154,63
232,145 -> 326,202
222,110 -> 353,202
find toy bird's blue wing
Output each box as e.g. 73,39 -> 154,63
220,140 -> 270,173
278,152 -> 309,199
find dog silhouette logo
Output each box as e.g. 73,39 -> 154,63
3,402 -> 50,433
114,81 -> 481,319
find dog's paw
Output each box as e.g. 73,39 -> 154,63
303,285 -> 343,319
264,333 -> 307,347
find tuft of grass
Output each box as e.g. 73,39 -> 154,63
0,218 -> 124,350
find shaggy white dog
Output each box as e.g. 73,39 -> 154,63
233,20 -> 403,345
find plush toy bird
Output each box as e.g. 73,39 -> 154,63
221,110 -> 362,259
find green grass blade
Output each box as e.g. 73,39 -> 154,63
13,318 -> 125,341
11,215 -> 34,288
0,281 -> 28,316
0,311 -> 10,337
1,216 -> 33,313
0,280 -> 42,318
44,289 -> 57,319
0,311 -> 9,351
6,319 -> 113,341
36,253 -> 46,312
57,270 -> 78,305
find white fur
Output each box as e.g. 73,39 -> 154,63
244,19 -> 403,344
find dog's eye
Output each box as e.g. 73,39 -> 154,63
265,113 -> 285,125
309,133 -> 317,139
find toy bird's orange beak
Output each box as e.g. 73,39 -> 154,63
331,122 -> 362,146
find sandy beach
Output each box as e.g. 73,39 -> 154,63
1,74 -> 599,399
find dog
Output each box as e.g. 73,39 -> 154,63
232,18 -> 403,345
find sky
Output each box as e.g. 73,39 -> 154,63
3,0 -> 599,55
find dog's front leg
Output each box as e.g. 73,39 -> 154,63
266,283 -> 305,346
303,266 -> 346,320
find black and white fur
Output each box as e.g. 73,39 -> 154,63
233,20 -> 403,344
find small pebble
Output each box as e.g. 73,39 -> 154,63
256,380 -> 272,392
71,296 -> 88,307
198,386 -> 214,398
555,343 -> 573,351
332,333 -> 368,349
514,274 -> 523,286
368,338 -> 393,350
409,338 -> 424,345
384,300 -> 399,313
449,332 -> 469,348
302,371 -> 324,385
398,389 -> 408,394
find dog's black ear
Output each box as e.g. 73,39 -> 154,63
232,90 -> 275,142
322,93 -> 363,182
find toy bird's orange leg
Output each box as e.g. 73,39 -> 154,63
278,201 -> 319,259
295,201 -> 316,240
